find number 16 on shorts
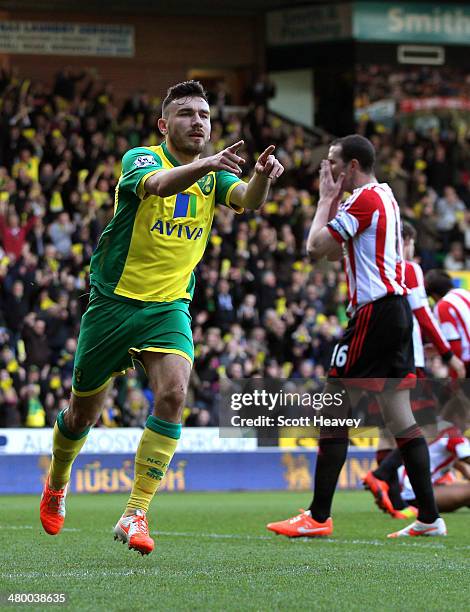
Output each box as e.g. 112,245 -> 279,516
330,344 -> 349,368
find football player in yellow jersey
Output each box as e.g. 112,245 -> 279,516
40,80 -> 284,554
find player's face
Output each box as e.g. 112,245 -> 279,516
164,96 -> 211,156
328,145 -> 354,192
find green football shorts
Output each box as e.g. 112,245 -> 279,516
72,287 -> 194,396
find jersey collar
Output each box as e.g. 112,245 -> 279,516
353,181 -> 379,192
161,141 -> 181,167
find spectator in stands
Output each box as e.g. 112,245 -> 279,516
462,210 -> 470,254
427,144 -> 454,194
207,80 -> 232,108
22,382 -> 45,427
246,73 -> 276,107
258,271 -> 278,315
443,242 -> 466,271
0,368 -> 20,426
237,294 -> 259,330
415,195 -> 441,271
215,279 -> 236,331
22,313 -> 51,369
53,66 -> 86,101
2,279 -> 29,341
382,149 -> 409,207
436,186 -> 466,250
121,387 -> 149,427
48,212 -> 74,257
0,207 -> 36,260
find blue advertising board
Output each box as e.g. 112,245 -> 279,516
0,449 -> 376,495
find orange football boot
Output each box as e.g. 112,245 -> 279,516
362,471 -> 396,516
40,478 -> 68,535
267,509 -> 333,537
113,509 -> 155,555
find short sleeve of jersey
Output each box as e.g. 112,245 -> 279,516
327,189 -> 377,243
119,148 -> 164,197
405,262 -> 428,310
215,170 -> 244,213
435,301 -> 460,341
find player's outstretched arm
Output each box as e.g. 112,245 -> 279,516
229,145 -> 284,210
306,160 -> 344,260
144,141 -> 246,198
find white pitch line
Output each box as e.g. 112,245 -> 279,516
1,569 -> 158,579
157,531 -> 470,552
156,530 -> 272,540
61,528 -> 81,532
5,526 -> 470,553
0,526 -> 79,532
1,525 -> 32,530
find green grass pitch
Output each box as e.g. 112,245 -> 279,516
1,491 -> 469,611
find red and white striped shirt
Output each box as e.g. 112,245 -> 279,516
405,261 -> 451,368
327,182 -> 407,315
434,288 -> 470,363
399,425 -> 470,501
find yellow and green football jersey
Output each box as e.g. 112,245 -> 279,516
89,143 -> 243,302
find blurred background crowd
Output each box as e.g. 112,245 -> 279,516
1,63 -> 469,428
356,64 -> 470,104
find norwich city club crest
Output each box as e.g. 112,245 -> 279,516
197,174 -> 214,195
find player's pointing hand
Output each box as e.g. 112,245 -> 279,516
255,145 -> 284,180
207,140 -> 246,175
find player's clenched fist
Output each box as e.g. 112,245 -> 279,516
206,140 -> 246,175
255,145 -> 284,180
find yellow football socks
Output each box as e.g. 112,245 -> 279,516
126,416 -> 181,513
49,410 -> 90,490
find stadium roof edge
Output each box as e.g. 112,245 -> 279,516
0,0 -> 334,17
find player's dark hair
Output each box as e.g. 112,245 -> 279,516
162,80 -> 208,115
332,134 -> 376,173
402,221 -> 417,241
424,269 -> 454,298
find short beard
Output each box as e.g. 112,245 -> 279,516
169,131 -> 205,156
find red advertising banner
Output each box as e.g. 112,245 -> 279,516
400,97 -> 470,113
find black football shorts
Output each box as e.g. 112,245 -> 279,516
328,295 -> 415,392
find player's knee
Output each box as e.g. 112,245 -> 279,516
66,413 -> 98,434
155,386 -> 186,413
66,407 -> 99,433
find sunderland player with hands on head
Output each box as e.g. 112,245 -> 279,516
267,134 -> 446,539
39,80 -> 284,555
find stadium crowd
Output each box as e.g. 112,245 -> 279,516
0,64 -> 469,428
356,64 -> 470,105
